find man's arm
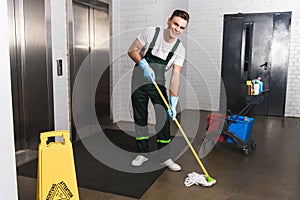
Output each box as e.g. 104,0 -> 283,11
128,38 -> 155,82
128,38 -> 144,64
167,64 -> 182,120
170,65 -> 182,96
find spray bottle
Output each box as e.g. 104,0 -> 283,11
246,80 -> 252,95
252,77 -> 263,95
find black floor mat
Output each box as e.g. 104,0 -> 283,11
17,129 -> 173,199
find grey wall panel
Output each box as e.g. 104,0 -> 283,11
23,0 -> 54,149
268,12 -> 291,116
70,1 -> 110,140
93,8 -> 110,122
8,0 -> 54,150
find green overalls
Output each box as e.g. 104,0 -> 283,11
131,27 -> 180,159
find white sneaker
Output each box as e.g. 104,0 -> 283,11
162,159 -> 181,171
131,155 -> 149,166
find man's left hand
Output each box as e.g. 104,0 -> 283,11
167,96 -> 179,120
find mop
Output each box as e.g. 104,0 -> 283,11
152,81 -> 216,187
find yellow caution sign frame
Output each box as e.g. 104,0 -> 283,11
36,130 -> 80,200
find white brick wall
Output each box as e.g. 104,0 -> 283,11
111,0 -> 122,121
51,0 -> 70,129
285,21 -> 300,117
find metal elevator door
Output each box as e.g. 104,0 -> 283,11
221,12 -> 291,116
7,0 -> 54,153
70,1 -> 110,140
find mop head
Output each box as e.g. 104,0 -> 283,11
184,172 -> 216,187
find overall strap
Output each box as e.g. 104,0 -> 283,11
166,39 -> 180,61
149,27 -> 160,49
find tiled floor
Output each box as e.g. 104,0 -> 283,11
17,111 -> 300,199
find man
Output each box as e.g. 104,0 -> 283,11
128,9 -> 189,171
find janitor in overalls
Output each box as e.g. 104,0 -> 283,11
128,10 -> 189,171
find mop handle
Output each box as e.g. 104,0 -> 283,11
152,81 -> 210,177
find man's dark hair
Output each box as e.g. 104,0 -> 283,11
170,9 -> 190,23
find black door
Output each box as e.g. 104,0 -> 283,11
221,12 -> 291,116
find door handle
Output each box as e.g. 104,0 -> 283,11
259,62 -> 270,70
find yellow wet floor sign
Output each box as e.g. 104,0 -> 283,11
36,130 -> 80,200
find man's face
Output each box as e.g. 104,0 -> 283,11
167,16 -> 188,38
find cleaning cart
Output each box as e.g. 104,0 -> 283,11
203,89 -> 270,156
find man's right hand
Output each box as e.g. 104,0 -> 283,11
138,58 -> 155,82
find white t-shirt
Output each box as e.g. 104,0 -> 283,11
137,27 -> 185,69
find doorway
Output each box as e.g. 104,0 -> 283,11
7,0 -> 54,164
69,0 -> 110,140
221,12 -> 291,116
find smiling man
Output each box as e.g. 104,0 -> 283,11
128,9 -> 189,171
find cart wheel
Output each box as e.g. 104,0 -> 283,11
252,142 -> 257,149
242,148 -> 249,156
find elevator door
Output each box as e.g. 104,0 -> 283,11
221,12 -> 291,116
8,0 -> 54,151
70,1 -> 110,140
